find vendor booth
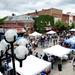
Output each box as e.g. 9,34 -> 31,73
29,31 -> 42,37
9,55 -> 51,75
43,45 -> 71,59
46,30 -> 56,35
69,29 -> 75,32
0,72 -> 2,75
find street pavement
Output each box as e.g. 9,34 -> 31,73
50,60 -> 75,75
35,37 -> 75,75
36,47 -> 75,75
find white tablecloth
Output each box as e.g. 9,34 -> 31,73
9,55 -> 51,75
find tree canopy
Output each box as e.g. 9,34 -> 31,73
0,17 -> 7,25
34,15 -> 54,33
69,22 -> 75,29
54,20 -> 69,31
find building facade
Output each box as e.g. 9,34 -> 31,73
0,15 -> 34,34
27,8 -> 75,25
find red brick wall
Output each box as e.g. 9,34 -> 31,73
62,14 -> 69,24
27,8 -> 62,18
73,16 -> 75,22
2,22 -> 24,28
0,21 -> 34,34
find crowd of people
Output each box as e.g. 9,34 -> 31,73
1,30 -> 75,75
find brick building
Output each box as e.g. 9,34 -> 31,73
0,15 -> 34,34
27,8 -> 62,18
62,14 -> 69,24
27,8 -> 75,25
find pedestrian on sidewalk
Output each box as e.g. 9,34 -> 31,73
43,53 -> 48,61
72,57 -> 75,71
58,60 -> 62,75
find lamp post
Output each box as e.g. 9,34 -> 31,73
14,46 -> 29,67
4,29 -> 17,75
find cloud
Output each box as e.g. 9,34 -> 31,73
60,4 -> 75,14
61,0 -> 75,4
0,10 -> 20,18
0,0 -> 75,16
0,0 -> 61,13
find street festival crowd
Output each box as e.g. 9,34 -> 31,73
0,30 -> 75,75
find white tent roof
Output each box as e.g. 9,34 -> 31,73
0,72 -> 2,75
29,31 -> 42,37
9,55 -> 51,75
69,29 -> 75,31
46,30 -> 56,34
43,45 -> 71,58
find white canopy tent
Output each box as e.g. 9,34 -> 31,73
43,45 -> 71,58
29,31 -> 42,37
46,30 -> 56,34
69,29 -> 75,32
0,72 -> 2,75
9,55 -> 51,75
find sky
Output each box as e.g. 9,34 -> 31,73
0,0 -> 75,17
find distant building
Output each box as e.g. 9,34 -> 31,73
0,14 -> 34,35
62,14 -> 69,24
27,8 -> 75,25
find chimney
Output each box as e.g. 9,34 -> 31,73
35,10 -> 38,14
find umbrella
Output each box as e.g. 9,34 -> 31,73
29,31 -> 42,37
46,30 -> 56,34
69,29 -> 75,32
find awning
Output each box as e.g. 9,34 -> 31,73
69,29 -> 75,32
16,28 -> 26,33
29,31 -> 42,37
46,30 -> 56,34
9,55 -> 51,75
43,45 -> 71,58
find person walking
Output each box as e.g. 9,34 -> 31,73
72,57 -> 75,71
58,60 -> 62,75
43,53 -> 48,61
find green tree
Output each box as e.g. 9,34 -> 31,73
69,22 -> 75,29
0,17 -> 7,25
54,20 -> 69,31
34,15 -> 54,33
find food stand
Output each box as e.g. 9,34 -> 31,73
43,45 -> 71,59
9,55 -> 51,75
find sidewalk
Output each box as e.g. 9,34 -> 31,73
34,37 -> 75,75
50,61 -> 75,75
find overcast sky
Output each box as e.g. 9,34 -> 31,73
0,0 -> 75,17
